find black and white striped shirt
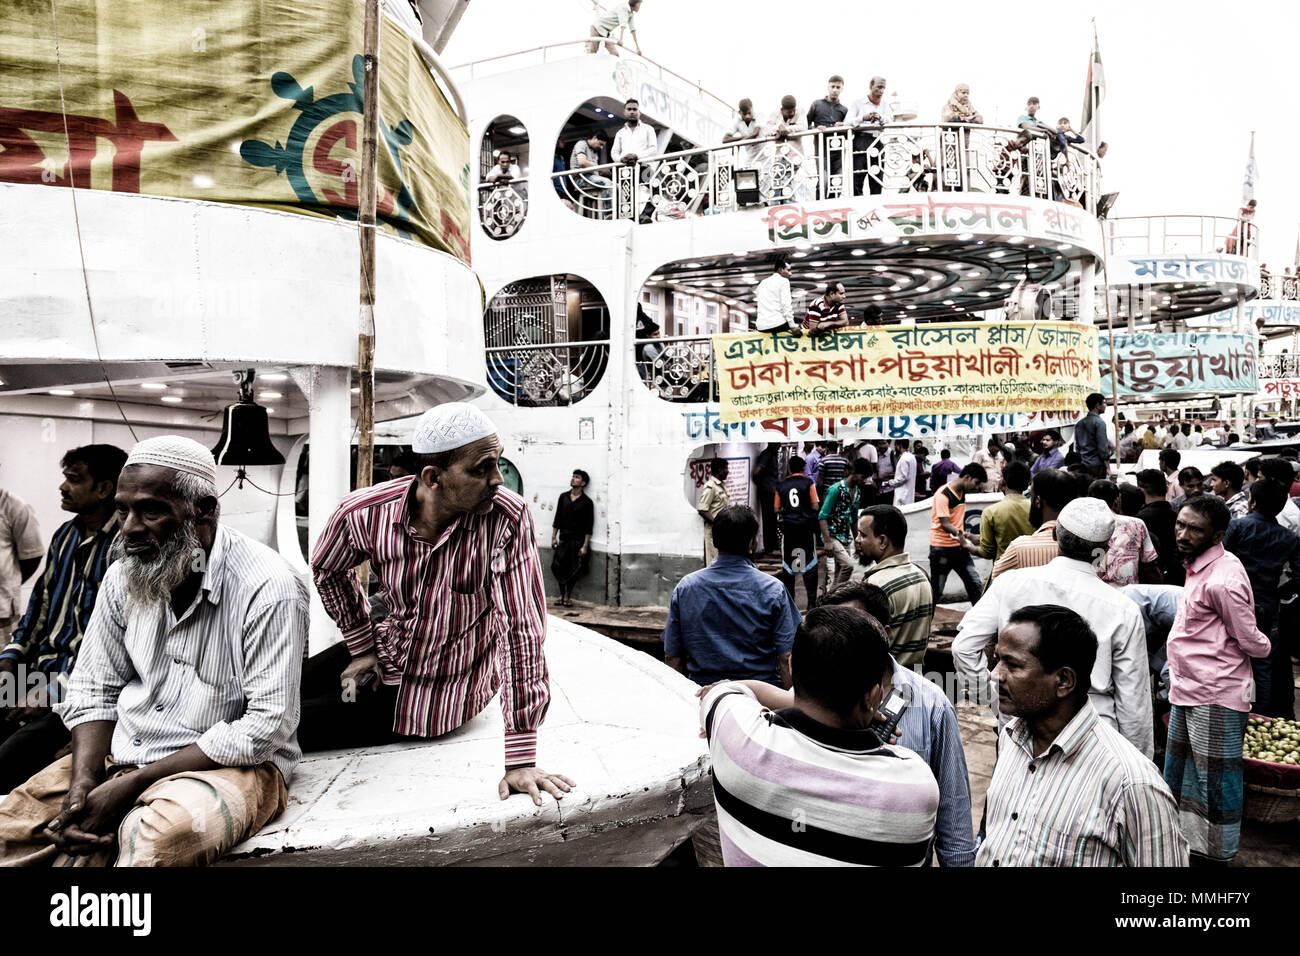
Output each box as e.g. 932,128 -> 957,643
57,525 -> 308,781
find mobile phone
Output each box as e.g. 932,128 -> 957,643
871,685 -> 910,743
358,670 -> 378,691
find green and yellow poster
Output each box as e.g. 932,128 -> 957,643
0,1 -> 471,260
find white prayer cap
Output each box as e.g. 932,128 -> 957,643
124,435 -> 218,486
411,403 -> 497,454
1056,496 -> 1115,543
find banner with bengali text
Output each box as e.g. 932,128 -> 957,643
712,322 -> 1099,424
0,1 -> 471,260
1099,333 -> 1257,398
1255,379 -> 1300,404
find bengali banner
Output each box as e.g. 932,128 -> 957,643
0,1 -> 471,260
1255,378 -> 1300,404
712,322 -> 1099,425
1099,333 -> 1258,398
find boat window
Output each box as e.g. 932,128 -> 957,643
485,274 -> 610,406
479,114 -> 529,240
552,100 -> 698,221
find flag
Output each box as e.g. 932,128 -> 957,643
1080,20 -> 1106,151
1243,132 -> 1258,205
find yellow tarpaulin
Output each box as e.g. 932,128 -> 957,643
0,0 -> 470,260
713,322 -> 1100,424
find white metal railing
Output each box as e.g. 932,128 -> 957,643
1260,354 -> 1300,379
634,333 -> 718,402
1260,270 -> 1300,301
1106,215 -> 1260,260
549,122 -> 1099,224
449,38 -> 733,114
485,339 -> 609,406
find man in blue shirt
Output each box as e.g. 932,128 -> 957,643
1030,430 -> 1065,477
663,505 -> 799,688
1222,478 -> 1300,715
1074,393 -> 1112,479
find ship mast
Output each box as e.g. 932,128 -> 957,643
356,0 -> 380,586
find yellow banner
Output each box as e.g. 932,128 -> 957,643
0,1 -> 470,260
714,322 -> 1100,424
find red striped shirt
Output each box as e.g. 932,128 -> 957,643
311,480 -> 549,768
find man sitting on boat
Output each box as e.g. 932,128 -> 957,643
306,403 -> 574,807
0,436 -> 307,866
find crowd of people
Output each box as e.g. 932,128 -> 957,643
671,394 -> 1299,867
0,403 -> 574,867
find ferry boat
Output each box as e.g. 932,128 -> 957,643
0,3 -> 1273,863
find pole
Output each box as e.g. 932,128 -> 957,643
356,0 -> 380,588
1099,235 -> 1122,476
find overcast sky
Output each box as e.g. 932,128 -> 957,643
444,0 -> 1299,269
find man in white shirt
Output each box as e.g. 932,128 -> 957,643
953,497 -> 1154,758
722,98 -> 763,165
754,259 -> 800,335
881,439 -> 916,506
484,151 -> 522,183
848,76 -> 893,195
0,488 -> 42,642
612,98 -> 658,222
0,436 -> 307,867
587,0 -> 642,56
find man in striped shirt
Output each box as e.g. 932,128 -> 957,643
700,605 -> 939,866
0,444 -> 125,793
308,403 -> 573,806
988,467 -> 1078,583
978,604 -> 1187,867
801,281 -> 848,336
855,505 -> 934,669
0,436 -> 306,866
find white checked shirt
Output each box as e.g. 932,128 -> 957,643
57,525 -> 308,781
954,556 -> 1155,759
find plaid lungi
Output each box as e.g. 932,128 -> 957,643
1162,704 -> 1249,861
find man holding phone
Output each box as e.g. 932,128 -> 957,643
698,605 -> 938,866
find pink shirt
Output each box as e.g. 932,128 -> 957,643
1098,514 -> 1158,586
1166,544 -> 1271,712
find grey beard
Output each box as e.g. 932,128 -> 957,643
116,520 -> 202,616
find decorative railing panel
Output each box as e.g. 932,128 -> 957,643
477,180 -> 528,239
486,340 -> 609,406
552,123 -> 1100,224
1260,271 -> 1300,301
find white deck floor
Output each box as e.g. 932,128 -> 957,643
223,619 -> 710,866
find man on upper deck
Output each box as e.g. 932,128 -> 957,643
612,98 -> 658,223
848,76 -> 892,195
307,403 -> 573,806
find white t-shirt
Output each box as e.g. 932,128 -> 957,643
755,273 -> 793,331
0,490 -> 43,631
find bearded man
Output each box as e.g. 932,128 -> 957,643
0,436 -> 307,866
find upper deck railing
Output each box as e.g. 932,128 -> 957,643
1260,270 -> 1299,301
546,122 -> 1099,227
1260,354 -> 1300,379
448,39 -> 734,114
1106,215 -> 1259,260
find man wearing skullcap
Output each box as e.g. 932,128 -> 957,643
953,497 -> 1154,757
0,436 -> 308,866
307,403 -> 573,806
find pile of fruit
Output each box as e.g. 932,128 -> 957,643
1244,717 -> 1300,765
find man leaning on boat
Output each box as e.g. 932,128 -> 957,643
305,403 -> 574,806
0,437 -> 307,867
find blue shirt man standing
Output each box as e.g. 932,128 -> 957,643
663,505 -> 799,688
1074,393 -> 1113,478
